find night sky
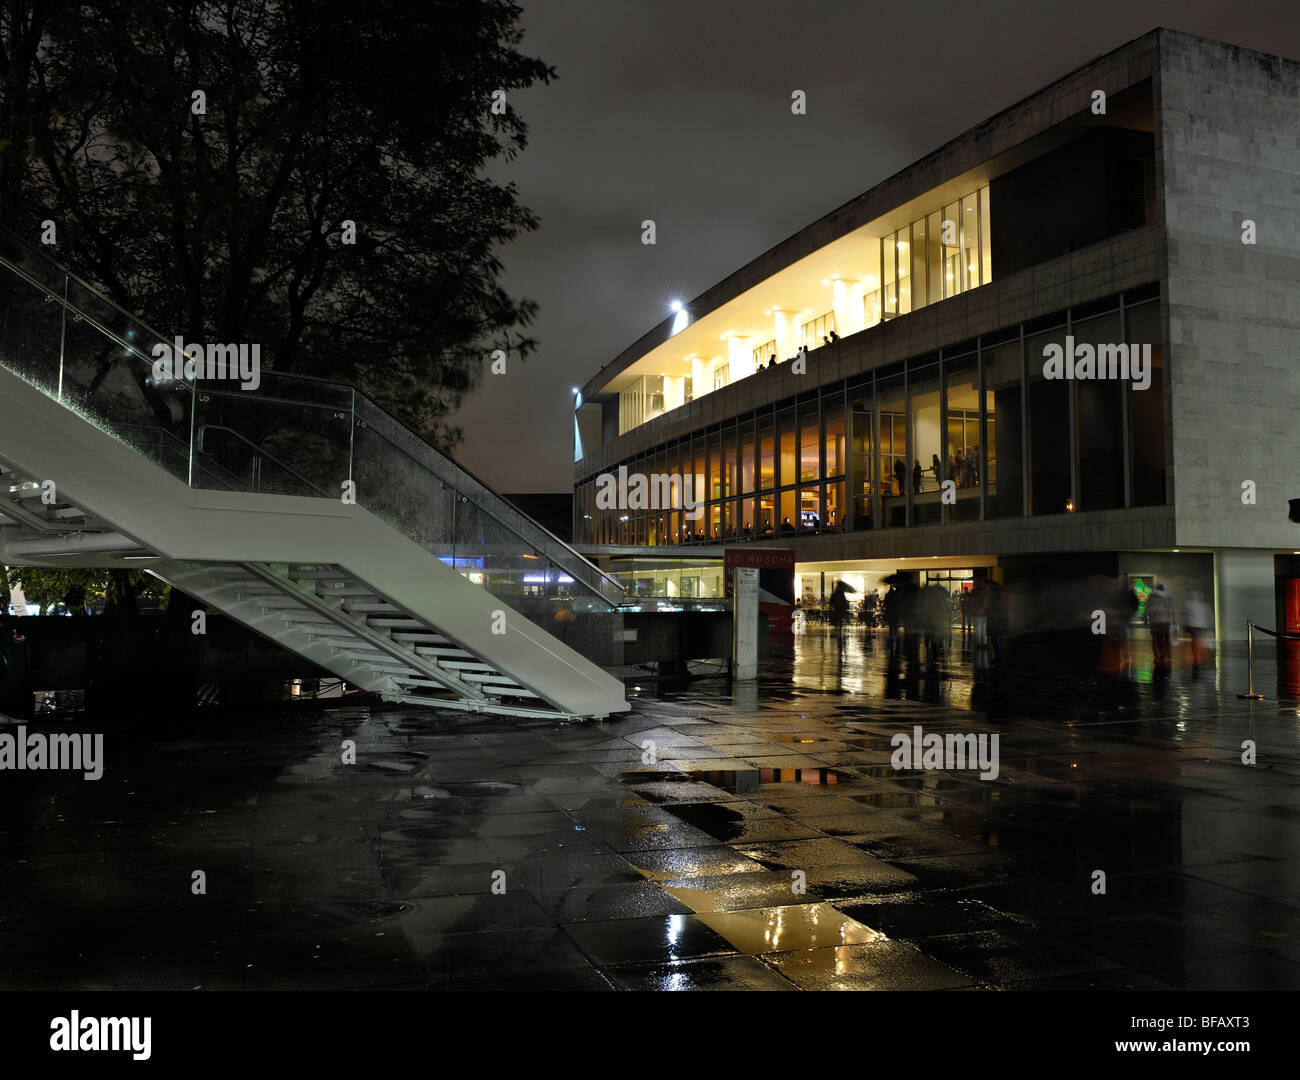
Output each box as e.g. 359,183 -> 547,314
449,0 -> 1300,494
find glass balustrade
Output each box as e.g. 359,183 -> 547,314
0,225 -> 626,666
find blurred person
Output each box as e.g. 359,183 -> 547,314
1185,588 -> 1212,673
1147,582 -> 1173,670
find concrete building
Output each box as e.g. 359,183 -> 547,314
570,28 -> 1300,641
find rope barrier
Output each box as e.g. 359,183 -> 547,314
1246,623 -> 1300,641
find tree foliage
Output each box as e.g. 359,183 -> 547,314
3,565 -> 168,615
0,0 -> 552,447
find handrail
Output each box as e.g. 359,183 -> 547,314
194,374 -> 625,600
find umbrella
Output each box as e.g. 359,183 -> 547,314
881,573 -> 908,586
831,579 -> 857,594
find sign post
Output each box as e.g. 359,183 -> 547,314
732,566 -> 759,680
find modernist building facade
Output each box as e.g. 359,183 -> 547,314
573,29 -> 1300,639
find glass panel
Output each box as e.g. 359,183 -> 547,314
739,496 -> 755,538
1026,326 -> 1071,516
911,364 -> 942,525
708,431 -> 722,502
849,390 -> 874,530
757,492 -> 775,537
961,193 -> 980,289
943,202 -> 961,298
980,186 -> 993,287
823,396 -> 844,477
882,236 -> 897,318
911,217 -> 927,311
944,356 -> 980,521
983,339 -> 1023,518
799,485 -> 822,530
724,427 -> 737,498
799,402 -> 819,482
740,420 -> 755,493
863,243 -> 882,329
779,489 -> 797,535
825,480 -> 844,531
1073,311 -> 1124,511
878,374 -> 907,528
777,407 -> 796,490
927,211 -> 943,309
759,417 -> 775,490
1127,300 -> 1166,506
896,229 -> 912,316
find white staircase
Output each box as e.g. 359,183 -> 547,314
0,231 -> 630,721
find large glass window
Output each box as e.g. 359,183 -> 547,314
910,364 -> 942,525
1026,325 -> 1071,516
1073,310 -> 1124,512
944,355 -> 980,521
983,337 -> 1022,519
1127,300 -> 1166,506
878,374 -> 907,527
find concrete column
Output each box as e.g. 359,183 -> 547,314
774,310 -> 800,361
728,336 -> 757,380
832,279 -> 865,337
1214,548 -> 1275,641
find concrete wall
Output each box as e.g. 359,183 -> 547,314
1160,31 -> 1300,550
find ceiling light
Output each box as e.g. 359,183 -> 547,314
670,300 -> 682,312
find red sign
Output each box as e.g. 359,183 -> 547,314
724,548 -> 795,571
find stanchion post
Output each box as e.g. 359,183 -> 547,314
1238,619 -> 1265,700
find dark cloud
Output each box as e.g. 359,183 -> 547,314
451,0 -> 1300,492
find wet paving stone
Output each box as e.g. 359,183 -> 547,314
763,939 -> 974,990
562,914 -> 736,965
6,631 -> 1300,989
604,954 -> 795,991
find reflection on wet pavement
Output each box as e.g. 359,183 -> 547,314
2,626 -> 1300,990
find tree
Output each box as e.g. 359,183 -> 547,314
3,565 -> 168,614
1,0 -> 552,448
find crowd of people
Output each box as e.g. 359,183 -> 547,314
798,576 -> 1212,677
755,330 -> 840,373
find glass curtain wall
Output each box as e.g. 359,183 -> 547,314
576,286 -> 1167,546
